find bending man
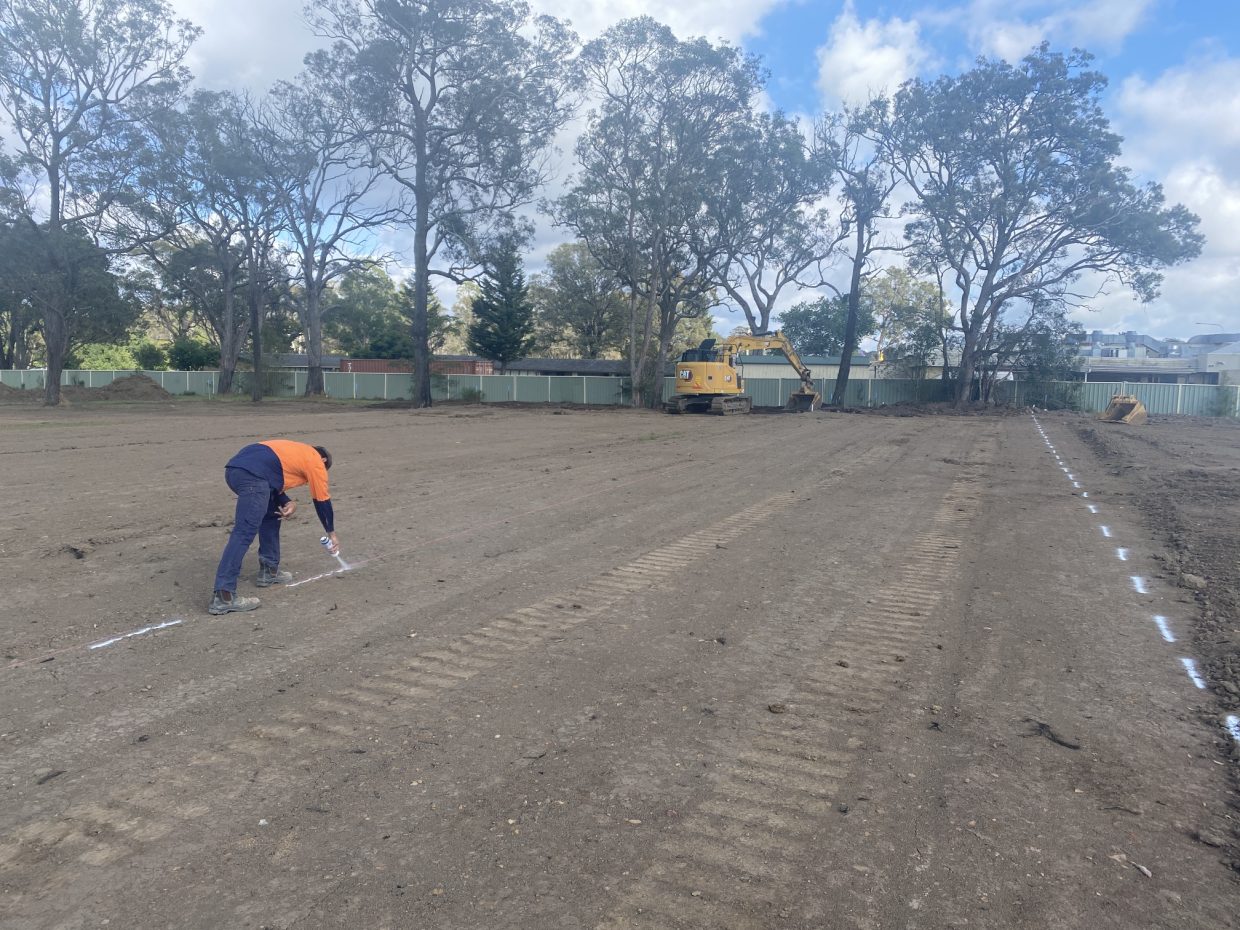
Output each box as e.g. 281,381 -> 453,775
210,439 -> 339,615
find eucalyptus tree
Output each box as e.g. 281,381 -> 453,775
151,91 -> 259,393
560,17 -> 761,406
701,111 -> 838,337
779,294 -> 875,358
815,102 -> 902,405
529,242 -> 626,359
867,266 -> 951,377
877,45 -> 1203,406
263,67 -> 404,395
0,0 -> 198,404
309,0 -> 576,407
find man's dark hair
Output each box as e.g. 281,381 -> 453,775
314,445 -> 332,470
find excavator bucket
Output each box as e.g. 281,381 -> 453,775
1098,394 -> 1148,425
785,389 -> 821,413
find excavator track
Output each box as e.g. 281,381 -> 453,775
664,395 -> 752,415
709,395 -> 753,415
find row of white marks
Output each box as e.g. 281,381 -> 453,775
1031,414 -> 1238,748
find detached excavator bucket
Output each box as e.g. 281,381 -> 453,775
1098,394 -> 1148,425
785,389 -> 821,413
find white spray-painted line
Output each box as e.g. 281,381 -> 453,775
1180,657 -> 1207,690
286,566 -> 351,588
1153,616 -> 1176,643
1067,473 -> 1076,481
1061,466 -> 1069,473
1027,417 -> 1216,719
89,619 -> 184,650
1226,716 -> 1240,746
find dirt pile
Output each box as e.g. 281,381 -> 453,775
0,382 -> 38,403
62,374 -> 173,401
829,401 -> 1026,418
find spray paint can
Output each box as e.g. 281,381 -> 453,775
321,535 -> 350,570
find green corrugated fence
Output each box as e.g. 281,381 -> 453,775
3,369 -> 1238,418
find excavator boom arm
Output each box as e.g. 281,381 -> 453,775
725,333 -> 816,393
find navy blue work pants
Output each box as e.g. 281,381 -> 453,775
212,466 -> 281,594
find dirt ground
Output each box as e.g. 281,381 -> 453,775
0,400 -> 1236,929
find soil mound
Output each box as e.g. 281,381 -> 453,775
0,382 -> 38,403
63,374 -> 173,401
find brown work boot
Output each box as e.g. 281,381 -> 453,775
208,590 -> 261,615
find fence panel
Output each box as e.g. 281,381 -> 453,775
190,371 -> 215,395
585,376 -> 626,406
515,376 -> 549,403
474,374 -> 510,401
743,378 -> 782,408
549,377 -> 584,404
357,372 -> 390,399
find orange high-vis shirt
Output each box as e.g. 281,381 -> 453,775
260,440 -> 331,502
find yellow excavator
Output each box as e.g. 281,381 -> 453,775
665,331 -> 822,415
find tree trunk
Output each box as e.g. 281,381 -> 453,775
304,278 -> 325,396
830,221 -> 867,407
42,308 -> 67,406
955,324 -> 979,407
626,290 -> 646,409
217,271 -> 240,395
248,254 -> 263,403
411,159 -> 432,408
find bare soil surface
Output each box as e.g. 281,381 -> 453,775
0,401 -> 1236,929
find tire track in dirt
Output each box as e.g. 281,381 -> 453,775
590,437 -> 995,929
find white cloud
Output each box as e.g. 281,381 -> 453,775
1074,56 -> 1240,338
816,3 -> 927,108
961,0 -> 1155,61
1077,159 -> 1240,338
1116,60 -> 1240,173
170,0 -> 323,91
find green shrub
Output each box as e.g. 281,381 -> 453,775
459,387 -> 484,404
168,338 -> 220,371
69,342 -> 137,370
133,341 -> 168,370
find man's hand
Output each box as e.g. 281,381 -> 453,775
278,500 -> 297,520
324,531 -> 340,554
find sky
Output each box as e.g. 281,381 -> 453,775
169,0 -> 1240,341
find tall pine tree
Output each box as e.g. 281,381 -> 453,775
466,244 -> 536,371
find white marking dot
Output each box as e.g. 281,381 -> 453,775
1180,657 -> 1207,690
1226,716 -> 1240,745
1153,616 -> 1175,643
